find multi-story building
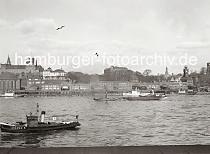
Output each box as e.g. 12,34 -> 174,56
207,62 -> 210,76
104,66 -> 137,81
41,80 -> 62,91
43,67 -> 67,80
41,80 -> 73,91
165,67 -> 169,80
70,84 -> 91,91
0,56 -> 44,75
0,72 -> 22,92
168,75 -> 182,91
91,81 -> 132,92
26,74 -> 43,90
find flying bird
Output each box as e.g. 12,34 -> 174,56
56,25 -> 65,30
95,52 -> 99,57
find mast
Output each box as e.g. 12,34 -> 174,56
36,103 -> 39,116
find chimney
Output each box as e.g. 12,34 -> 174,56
40,111 -> 46,123
32,57 -> 35,65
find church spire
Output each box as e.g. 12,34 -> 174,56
6,55 -> 11,65
165,66 -> 169,80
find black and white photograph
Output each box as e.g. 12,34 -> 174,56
0,0 -> 210,153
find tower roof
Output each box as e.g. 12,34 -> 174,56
6,55 -> 11,65
165,66 -> 168,75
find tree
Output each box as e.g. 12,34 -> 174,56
143,69 -> 152,76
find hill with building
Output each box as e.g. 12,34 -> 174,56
0,55 -> 210,95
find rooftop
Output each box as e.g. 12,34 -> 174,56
0,72 -> 19,80
1,64 -> 26,69
54,69 -> 65,73
44,68 -> 65,73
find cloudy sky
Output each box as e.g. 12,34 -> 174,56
0,0 -> 210,74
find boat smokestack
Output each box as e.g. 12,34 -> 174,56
40,111 -> 45,123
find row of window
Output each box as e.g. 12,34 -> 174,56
28,81 -> 44,84
42,87 -> 60,90
42,85 -> 59,88
15,126 -> 26,130
28,79 -> 39,81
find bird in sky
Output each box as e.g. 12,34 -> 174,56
56,25 -> 65,30
95,52 -> 99,57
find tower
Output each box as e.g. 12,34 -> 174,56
6,55 -> 11,65
183,66 -> 189,77
165,66 -> 169,79
207,62 -> 210,76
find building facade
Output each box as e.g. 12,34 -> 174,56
0,56 -> 43,75
104,66 -> 137,81
43,68 -> 67,80
26,74 -> 43,91
0,72 -> 21,92
91,81 -> 132,92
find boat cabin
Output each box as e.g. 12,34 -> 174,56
26,115 -> 39,127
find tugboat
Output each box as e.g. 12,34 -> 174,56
0,103 -> 81,133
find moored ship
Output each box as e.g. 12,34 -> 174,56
0,91 -> 25,98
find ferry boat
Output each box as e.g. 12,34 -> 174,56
123,90 -> 151,97
0,103 -> 80,133
123,89 -> 164,101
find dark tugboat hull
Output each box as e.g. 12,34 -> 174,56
0,122 -> 80,133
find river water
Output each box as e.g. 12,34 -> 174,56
0,95 -> 210,147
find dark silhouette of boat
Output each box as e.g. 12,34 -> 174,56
93,97 -> 119,101
0,103 -> 80,133
93,91 -> 119,101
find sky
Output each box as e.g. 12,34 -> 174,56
0,0 -> 210,74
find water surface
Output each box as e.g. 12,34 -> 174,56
0,95 -> 210,147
